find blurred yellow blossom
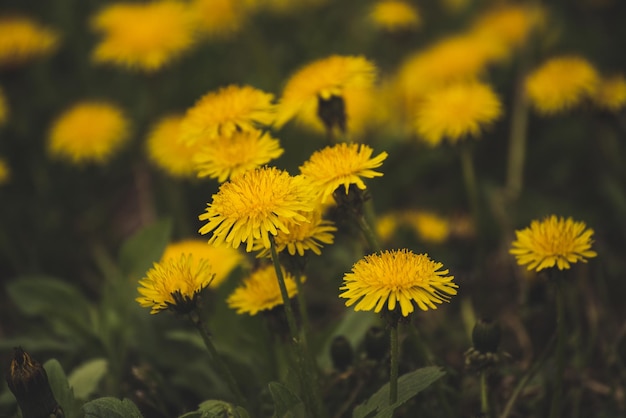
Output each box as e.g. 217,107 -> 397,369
369,1 -> 421,32
0,158 -> 10,185
403,211 -> 451,244
91,1 -> 197,72
190,0 -> 252,39
593,74 -> 626,111
526,55 -> 599,115
0,16 -> 59,67
48,102 -> 130,165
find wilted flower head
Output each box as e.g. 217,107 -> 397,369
180,84 -> 276,145
593,74 -> 626,112
137,254 -> 214,314
525,55 -> 599,115
0,16 -> 59,67
161,239 -> 244,288
48,102 -> 130,165
510,215 -> 597,272
414,81 -> 502,146
299,143 -> 388,203
198,166 -> 317,251
146,115 -> 203,178
91,1 -> 197,72
276,55 -> 377,133
339,249 -> 458,317
227,264 -> 300,315
369,1 -> 421,32
194,129 -> 284,182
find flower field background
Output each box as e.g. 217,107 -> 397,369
1,1 -> 626,417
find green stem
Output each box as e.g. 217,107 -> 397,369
459,143 -> 480,230
294,273 -> 311,340
358,199 -> 382,252
389,324 -> 399,405
549,277 -> 566,418
500,335 -> 556,418
269,238 -> 327,418
480,370 -> 489,416
188,313 -> 249,411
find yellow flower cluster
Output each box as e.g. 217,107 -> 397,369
0,16 -> 59,67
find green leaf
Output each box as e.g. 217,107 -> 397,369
353,366 -> 446,418
68,358 -> 108,400
44,359 -> 81,418
6,276 -> 95,338
118,218 -> 172,280
178,400 -> 249,418
268,381 -> 304,418
82,397 -> 143,418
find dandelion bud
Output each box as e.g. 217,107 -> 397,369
317,94 -> 347,134
330,336 -> 353,371
5,347 -> 64,418
471,318 -> 501,354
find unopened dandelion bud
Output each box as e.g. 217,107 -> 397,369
471,318 -> 501,354
5,347 -> 64,418
330,336 -> 354,371
317,94 -> 347,133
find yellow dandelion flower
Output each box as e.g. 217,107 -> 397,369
415,81 -> 502,146
48,102 -> 130,165
593,74 -> 626,111
339,249 -> 458,317
0,86 -> 7,125
180,84 -> 276,145
194,129 -> 284,182
369,1 -> 421,32
299,143 -> 388,203
146,115 -> 204,178
470,4 -> 544,53
525,55 -> 599,115
0,16 -> 59,67
227,264 -> 300,315
254,209 -> 336,257
0,158 -> 10,185
198,166 -> 316,251
395,34 -> 502,101
376,212 -> 400,243
91,1 -> 197,72
161,239 -> 245,288
276,55 -> 377,130
190,0 -> 251,39
510,215 -> 597,272
137,254 -> 214,314
403,211 -> 450,244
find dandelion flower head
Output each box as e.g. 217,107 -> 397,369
403,210 -> 450,244
593,74 -> 626,112
415,81 -> 502,146
525,55 -> 599,115
276,55 -> 377,128
369,1 -> 421,32
91,1 -> 197,72
299,143 -> 388,203
48,102 -> 130,165
198,166 -> 316,251
194,129 -> 284,182
0,158 -> 10,185
190,0 -> 252,39
254,209 -> 336,257
227,264 -> 300,316
0,16 -> 59,67
510,215 -> 597,272
339,249 -> 458,317
376,212 -> 400,243
137,254 -> 214,314
180,84 -> 276,145
161,239 -> 245,288
145,115 -> 204,178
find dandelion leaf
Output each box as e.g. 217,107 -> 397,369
82,397 -> 143,418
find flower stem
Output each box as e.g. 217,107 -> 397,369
459,143 -> 481,232
389,324 -> 399,405
358,198 -> 382,252
549,277 -> 566,418
480,370 -> 489,416
188,312 -> 249,411
269,237 -> 327,418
